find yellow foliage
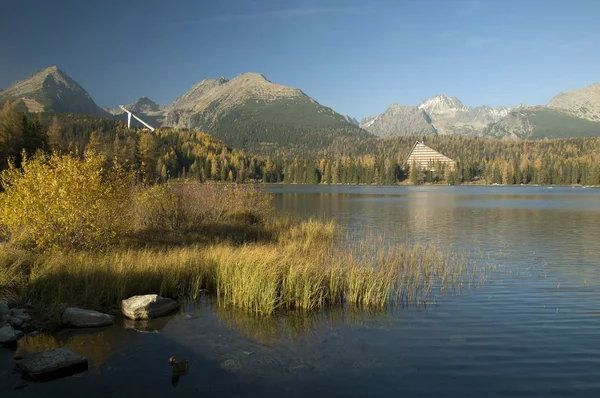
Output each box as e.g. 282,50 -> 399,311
0,151 -> 134,250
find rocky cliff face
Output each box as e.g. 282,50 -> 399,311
359,103 -> 436,136
0,66 -> 109,116
417,94 -> 511,136
485,109 -> 535,140
342,114 -> 359,126
547,82 -> 600,122
418,94 -> 473,121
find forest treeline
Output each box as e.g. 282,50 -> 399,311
1,101 -> 599,186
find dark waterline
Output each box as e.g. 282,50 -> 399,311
2,185 -> 600,397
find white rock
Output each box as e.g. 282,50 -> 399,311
0,325 -> 24,344
17,348 -> 88,378
62,308 -> 115,328
121,294 -> 179,320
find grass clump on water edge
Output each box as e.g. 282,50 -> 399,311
0,233 -> 482,318
0,151 -> 484,321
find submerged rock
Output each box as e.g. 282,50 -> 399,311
0,325 -> 24,344
17,348 -> 88,379
123,316 -> 173,333
62,307 -> 115,328
121,294 -> 179,320
220,359 -> 239,372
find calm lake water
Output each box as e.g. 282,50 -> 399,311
2,185 -> 600,397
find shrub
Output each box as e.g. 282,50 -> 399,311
134,181 -> 274,231
0,151 -> 134,250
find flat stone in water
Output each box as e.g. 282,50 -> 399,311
121,294 -> 180,320
62,307 -> 115,328
17,348 -> 88,379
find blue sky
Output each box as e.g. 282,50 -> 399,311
0,0 -> 599,119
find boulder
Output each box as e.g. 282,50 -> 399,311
0,325 -> 24,344
10,308 -> 32,322
62,307 -> 115,328
121,294 -> 179,320
0,301 -> 9,316
9,317 -> 24,329
17,348 -> 88,379
0,302 -> 9,324
20,323 -> 35,334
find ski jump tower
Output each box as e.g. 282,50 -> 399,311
119,105 -> 156,132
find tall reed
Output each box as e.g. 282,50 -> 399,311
0,220 -> 482,319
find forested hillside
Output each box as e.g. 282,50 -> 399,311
1,102 -> 599,186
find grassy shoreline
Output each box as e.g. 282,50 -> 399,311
0,218 -> 482,327
0,152 -> 483,327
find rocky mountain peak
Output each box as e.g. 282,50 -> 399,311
418,94 -> 469,116
473,105 -> 511,124
342,114 -> 359,126
169,77 -> 230,110
359,103 -> 436,137
237,72 -> 269,81
0,65 -> 107,116
126,96 -> 162,114
547,82 -> 600,122
35,65 -> 68,80
164,71 -> 359,142
170,72 -> 307,115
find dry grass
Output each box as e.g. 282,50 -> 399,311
0,219 -> 483,321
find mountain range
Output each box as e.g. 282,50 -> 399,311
360,86 -> 600,140
360,91 -> 600,139
1,65 -> 600,145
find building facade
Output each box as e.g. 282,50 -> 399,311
406,141 -> 457,171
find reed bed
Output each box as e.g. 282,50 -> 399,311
0,219 -> 483,319
0,155 -> 484,324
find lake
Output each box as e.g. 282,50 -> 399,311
2,185 -> 600,397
